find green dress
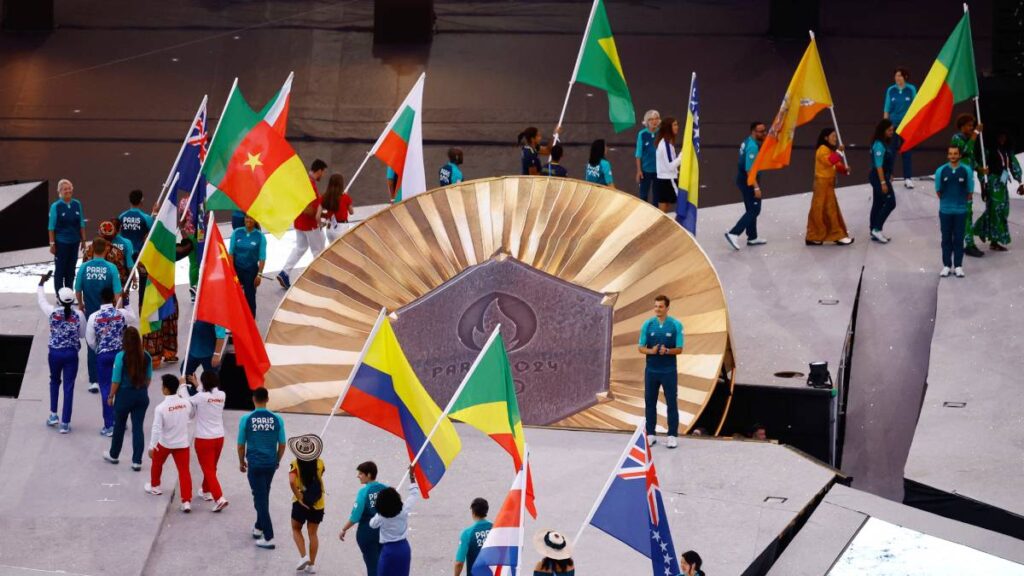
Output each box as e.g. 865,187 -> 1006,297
975,149 -> 1022,246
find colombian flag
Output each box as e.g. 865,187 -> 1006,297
448,330 -> 536,517
896,11 -> 978,152
341,315 -> 461,498
202,74 -> 315,237
747,37 -> 833,185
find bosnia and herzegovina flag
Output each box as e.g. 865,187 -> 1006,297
676,73 -> 700,235
747,37 -> 833,185
573,0 -> 635,132
370,73 -> 426,202
201,73 -> 314,237
341,314 -> 461,498
897,11 -> 978,152
448,330 -> 536,517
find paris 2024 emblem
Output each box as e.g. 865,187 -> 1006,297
391,257 -> 613,426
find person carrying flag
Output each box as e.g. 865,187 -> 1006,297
950,113 -> 987,258
370,479 -> 418,576
37,272 -> 85,433
277,159 -> 327,289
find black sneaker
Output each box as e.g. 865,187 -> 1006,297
964,245 -> 984,258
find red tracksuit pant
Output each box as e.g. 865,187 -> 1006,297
194,436 -> 224,501
151,444 -> 192,503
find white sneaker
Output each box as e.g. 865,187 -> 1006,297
870,229 -> 890,244
940,267 -> 951,277
305,566 -> 317,574
200,492 -> 214,502
144,483 -> 163,496
252,528 -> 264,539
180,501 -> 191,513
102,451 -> 119,464
904,178 -> 915,189
649,436 -> 658,446
724,232 -> 741,251
255,538 -> 276,549
296,556 -> 310,571
666,436 -> 678,449
213,498 -> 230,513
746,238 -> 768,246
954,267 -> 965,278
88,382 -> 99,393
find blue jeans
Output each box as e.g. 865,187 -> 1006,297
869,173 -> 896,231
940,212 -> 966,267
248,466 -> 277,540
48,347 -> 78,423
109,386 -> 150,464
728,180 -> 760,239
638,172 -> 658,206
53,241 -> 78,292
96,350 -> 118,428
185,355 -> 216,378
890,131 -> 913,179
644,369 -> 678,437
378,540 -> 411,576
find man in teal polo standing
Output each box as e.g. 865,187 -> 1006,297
637,294 -> 684,448
75,237 -> 123,393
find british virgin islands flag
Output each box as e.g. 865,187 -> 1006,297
341,313 -> 461,498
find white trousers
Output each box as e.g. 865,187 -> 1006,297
281,228 -> 325,276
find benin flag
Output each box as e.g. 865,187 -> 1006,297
573,0 -> 635,132
897,12 -> 977,152
194,220 -> 270,388
370,73 -> 426,202
138,190 -> 179,335
202,76 -> 314,237
747,38 -> 833,185
448,330 -> 536,517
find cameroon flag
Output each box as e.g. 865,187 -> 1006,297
897,12 -> 978,152
448,330 -> 536,517
202,77 -> 314,237
573,0 -> 635,132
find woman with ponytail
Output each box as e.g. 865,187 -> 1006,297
37,272 -> 85,433
288,434 -> 326,574
680,550 -> 705,576
105,326 -> 152,470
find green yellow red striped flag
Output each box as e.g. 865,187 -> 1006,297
897,11 -> 978,152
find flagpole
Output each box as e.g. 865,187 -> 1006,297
125,172 -> 179,294
319,308 -> 387,438
808,30 -> 850,170
516,446 -> 530,576
180,211 -> 217,376
553,0 -> 600,144
573,425 -> 643,547
152,96 -> 208,219
344,72 -> 427,194
181,78 -> 239,221
961,4 -> 988,172
397,325 -> 503,491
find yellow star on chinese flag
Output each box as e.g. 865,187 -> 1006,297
244,151 -> 263,171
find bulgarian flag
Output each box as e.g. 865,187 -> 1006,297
748,36 -> 833,185
368,73 -> 426,202
193,216 -> 270,388
571,0 -> 635,132
201,73 -> 315,237
447,329 -> 536,518
896,11 -> 978,152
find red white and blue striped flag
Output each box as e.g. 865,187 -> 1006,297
472,450 -> 531,576
584,427 -> 679,576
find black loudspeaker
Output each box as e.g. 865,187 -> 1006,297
768,0 -> 820,38
0,181 -> 49,252
374,0 -> 434,44
2,0 -> 54,30
0,335 -> 32,398
992,0 -> 1024,77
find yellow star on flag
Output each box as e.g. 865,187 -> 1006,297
243,151 -> 263,171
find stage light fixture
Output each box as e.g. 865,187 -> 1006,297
806,361 -> 833,389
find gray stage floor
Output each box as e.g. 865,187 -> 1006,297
768,483 -> 1024,575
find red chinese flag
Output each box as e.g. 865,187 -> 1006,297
195,224 -> 270,389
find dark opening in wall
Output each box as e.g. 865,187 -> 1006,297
0,335 -> 32,398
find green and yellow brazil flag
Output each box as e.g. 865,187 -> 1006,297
574,0 -> 635,132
